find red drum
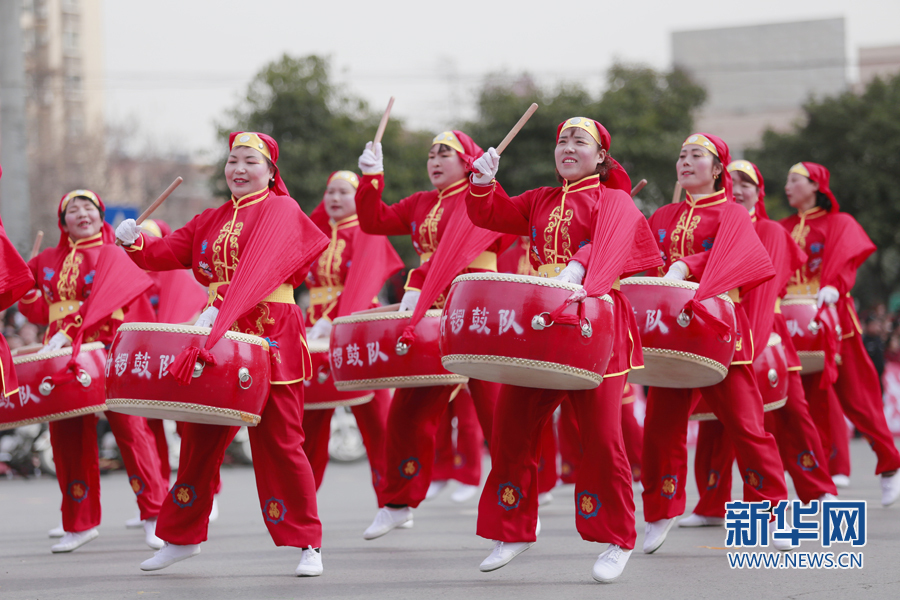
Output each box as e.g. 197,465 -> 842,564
304,339 -> 373,410
779,296 -> 841,374
1,342 -> 107,431
691,332 -> 789,421
330,309 -> 467,391
439,273 -> 615,390
621,277 -> 737,389
105,323 -> 271,427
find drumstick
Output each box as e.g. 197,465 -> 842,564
116,177 -> 183,246
496,103 -> 539,155
373,97 -> 395,146
671,182 -> 683,204
29,230 -> 43,260
630,179 -> 647,198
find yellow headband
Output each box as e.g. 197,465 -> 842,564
682,134 -> 719,157
142,219 -> 163,238
60,189 -> 101,214
231,132 -> 272,160
432,131 -> 464,155
328,170 -> 359,190
789,162 -> 810,177
727,160 -> 759,185
559,117 -> 602,146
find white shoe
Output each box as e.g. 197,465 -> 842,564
48,522 -> 64,538
479,540 -> 534,572
208,497 -> 219,522
678,513 -> 725,528
451,484 -> 479,503
363,507 -> 413,540
881,472 -> 900,507
425,480 -> 448,500
140,542 -> 201,571
592,544 -> 632,583
537,491 -> 553,506
535,516 -> 541,537
143,518 -> 164,550
818,493 -> 838,503
295,546 -> 323,577
50,528 -> 99,553
832,474 -> 850,488
642,518 -> 676,554
125,512 -> 144,529
398,517 -> 414,529
769,519 -> 795,552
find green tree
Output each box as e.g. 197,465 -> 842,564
747,73 -> 900,309
462,63 -> 706,211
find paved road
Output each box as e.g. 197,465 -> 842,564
2,438 -> 898,600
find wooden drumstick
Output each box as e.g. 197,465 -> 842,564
630,179 -> 647,198
116,177 -> 183,246
29,230 -> 43,260
496,103 -> 539,155
373,97 -> 395,146
671,182 -> 683,204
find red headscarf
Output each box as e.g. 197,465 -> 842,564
556,117 -> 631,193
56,189 -> 116,246
795,162 -> 839,213
682,133 -> 733,201
432,130 -> 483,173
228,131 -> 290,197
728,159 -> 768,220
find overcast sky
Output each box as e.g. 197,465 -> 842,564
102,0 -> 900,159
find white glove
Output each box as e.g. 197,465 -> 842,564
816,285 -> 840,308
307,318 -> 332,340
471,148 -> 500,186
554,260 -> 585,285
115,218 -> 143,246
663,261 -> 689,281
358,141 -> 384,174
195,306 -> 219,328
399,290 -> 420,312
38,332 -> 69,354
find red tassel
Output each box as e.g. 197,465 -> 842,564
169,345 -> 218,386
50,357 -> 79,386
548,292 -> 586,327
397,324 -> 416,350
684,299 -> 733,340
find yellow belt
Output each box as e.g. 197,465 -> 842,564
536,263 -> 620,290
207,282 -> 295,308
727,288 -> 741,303
48,301 -> 123,323
786,280 -> 820,296
309,285 -> 344,306
418,250 -> 497,271
774,297 -> 782,314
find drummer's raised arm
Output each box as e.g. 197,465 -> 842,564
122,215 -> 197,272
465,180 -> 531,236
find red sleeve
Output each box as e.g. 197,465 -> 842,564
0,227 -> 35,310
821,213 -> 876,295
125,216 -> 197,271
17,256 -> 48,325
679,252 -> 710,281
465,181 -> 531,236
355,174 -> 416,236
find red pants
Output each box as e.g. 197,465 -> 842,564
622,399 -> 644,482
537,416 -> 558,494
558,399 -> 580,484
691,371 -> 837,516
476,375 -> 636,549
433,388 -> 485,486
302,389 -> 391,504
803,332 -> 900,475
51,411 -> 166,533
381,379 -> 497,508
827,386 -> 852,477
147,419 -> 171,482
156,383 -> 321,547
641,363 -> 787,522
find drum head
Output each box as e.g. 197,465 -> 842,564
627,350 -> 728,389
441,356 -> 601,391
797,352 -> 825,374
106,399 -> 261,427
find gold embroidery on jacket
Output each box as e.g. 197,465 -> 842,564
669,213 -> 701,263
58,251 -> 83,301
543,203 -> 574,264
212,221 -> 244,282
420,201 -> 443,254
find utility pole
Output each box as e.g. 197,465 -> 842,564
0,0 -> 33,255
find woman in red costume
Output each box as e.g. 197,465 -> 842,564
681,159 -> 837,528
115,131 -> 329,576
466,117 -> 660,582
301,170 -> 399,502
637,134 -> 791,554
353,131 -> 502,540
780,162 -> 900,506
18,189 -> 167,554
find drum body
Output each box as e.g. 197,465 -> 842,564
780,296 -> 840,374
1,343 -> 107,431
439,273 -> 615,390
305,339 -> 373,409
691,333 -> 789,421
105,323 -> 271,427
330,309 -> 467,391
621,277 -> 736,389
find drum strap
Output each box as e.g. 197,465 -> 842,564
207,282 -> 295,308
